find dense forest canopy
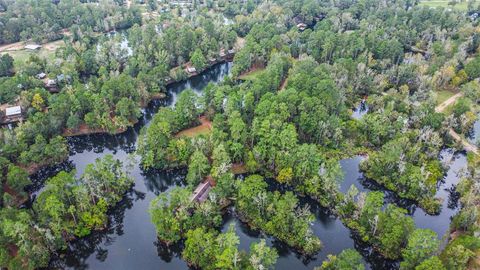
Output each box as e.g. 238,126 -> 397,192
0,0 -> 480,269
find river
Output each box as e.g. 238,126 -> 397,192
29,62 -> 467,270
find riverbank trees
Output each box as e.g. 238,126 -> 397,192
0,155 -> 132,269
0,0 -> 245,175
317,249 -> 365,270
183,226 -> 278,270
236,175 -> 322,255
360,133 -> 444,213
339,191 -> 416,260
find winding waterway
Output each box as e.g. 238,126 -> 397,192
30,62 -> 468,270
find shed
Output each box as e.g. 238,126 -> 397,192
24,44 -> 42,50
36,72 -> 47,79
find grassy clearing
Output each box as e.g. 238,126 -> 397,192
1,49 -> 56,69
1,40 -> 62,69
418,0 -> 471,11
238,68 -> 266,81
436,89 -> 456,106
175,125 -> 211,138
175,117 -> 212,138
231,163 -> 247,174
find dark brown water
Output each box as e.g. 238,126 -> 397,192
29,62 -> 467,270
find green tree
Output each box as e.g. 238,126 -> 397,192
400,229 -> 440,270
318,249 -> 365,270
6,165 -> 31,194
465,56 -> 480,79
175,89 -> 199,129
453,98 -> 471,117
149,187 -> 191,243
147,0 -> 157,11
415,256 -> 445,270
190,48 -> 207,72
215,224 -> 241,269
248,240 -> 278,270
183,227 -> 218,269
186,150 -> 210,186
0,54 -> 14,77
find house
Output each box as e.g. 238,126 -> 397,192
3,106 -> 23,123
36,72 -> 47,79
45,79 -> 59,92
297,23 -> 307,31
190,176 -> 215,203
186,66 -> 197,74
46,79 -> 57,87
24,44 -> 42,50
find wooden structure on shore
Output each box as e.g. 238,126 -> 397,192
190,175 -> 215,203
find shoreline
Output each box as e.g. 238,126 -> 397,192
61,60 -> 232,138
25,61 -> 232,175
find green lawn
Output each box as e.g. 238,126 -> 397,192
1,48 -> 58,70
418,0 -> 472,11
238,68 -> 266,81
436,89 -> 456,106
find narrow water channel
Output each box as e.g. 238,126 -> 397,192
29,62 -> 469,270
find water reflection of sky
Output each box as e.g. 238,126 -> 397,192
351,101 -> 369,119
467,116 -> 480,145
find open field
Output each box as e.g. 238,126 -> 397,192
418,0 -> 472,10
238,67 -> 266,81
0,39 -> 63,68
175,116 -> 212,138
1,48 -> 57,69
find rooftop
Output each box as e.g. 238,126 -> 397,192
24,44 -> 42,50
190,176 -> 215,203
5,106 -> 21,116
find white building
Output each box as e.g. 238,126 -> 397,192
5,106 -> 21,117
24,44 -> 42,50
186,66 -> 197,73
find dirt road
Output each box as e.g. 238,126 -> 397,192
435,92 -> 463,113
435,92 -> 479,155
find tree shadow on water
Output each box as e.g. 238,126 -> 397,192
47,188 -> 143,270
